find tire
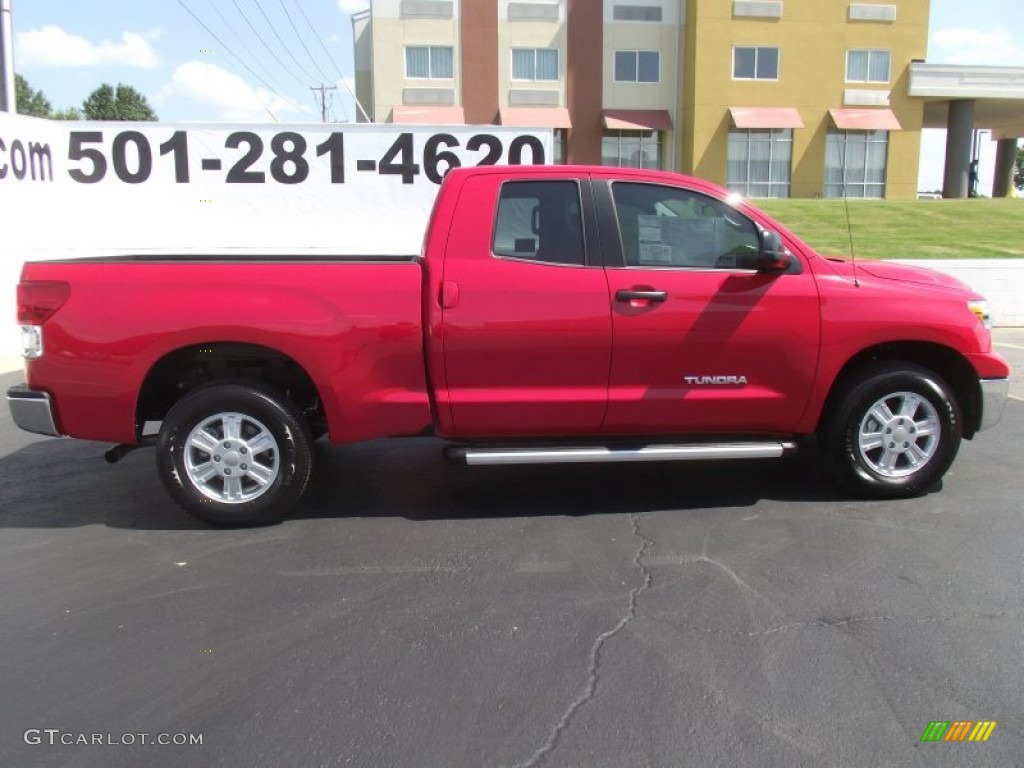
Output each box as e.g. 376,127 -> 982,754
820,363 -> 961,499
157,382 -> 313,527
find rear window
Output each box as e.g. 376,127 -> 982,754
492,181 -> 585,266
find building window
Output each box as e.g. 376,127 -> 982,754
846,50 -> 891,83
733,46 -> 780,80
553,129 -> 566,164
405,46 -> 454,79
727,129 -> 793,198
602,131 -> 662,169
612,5 -> 663,22
614,51 -> 661,83
512,48 -> 559,81
824,130 -> 889,198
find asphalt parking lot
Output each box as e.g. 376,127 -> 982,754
2,331 -> 1023,768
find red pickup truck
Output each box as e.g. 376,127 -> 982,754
7,165 -> 1010,526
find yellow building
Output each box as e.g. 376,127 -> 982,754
683,0 -> 928,200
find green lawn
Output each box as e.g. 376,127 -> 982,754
753,198 -> 1024,260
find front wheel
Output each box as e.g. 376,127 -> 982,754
820,363 -> 962,498
157,383 -> 313,526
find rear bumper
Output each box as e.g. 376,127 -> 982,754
978,378 -> 1009,432
6,385 -> 62,437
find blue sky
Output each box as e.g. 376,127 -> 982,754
9,0 -> 1024,190
12,0 -> 369,123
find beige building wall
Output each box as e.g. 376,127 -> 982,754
369,1 -> 462,123
497,3 -> 568,109
683,0 -> 929,199
603,0 -> 681,169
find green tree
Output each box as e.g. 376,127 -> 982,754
82,83 -> 157,121
52,107 -> 82,121
1015,146 -> 1023,191
14,74 -> 52,117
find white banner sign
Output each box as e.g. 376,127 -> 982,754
0,112 -> 551,361
0,113 -> 551,257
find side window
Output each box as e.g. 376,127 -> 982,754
492,181 -> 585,266
611,183 -> 760,269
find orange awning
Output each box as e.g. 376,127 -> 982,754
392,106 -> 466,124
729,107 -> 804,129
499,107 -> 572,128
602,109 -> 673,131
829,108 -> 902,131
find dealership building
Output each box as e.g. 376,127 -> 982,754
353,0 -> 1024,199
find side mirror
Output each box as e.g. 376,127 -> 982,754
757,231 -> 793,273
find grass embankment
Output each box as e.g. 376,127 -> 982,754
754,198 -> 1024,260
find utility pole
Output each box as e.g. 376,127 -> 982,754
1,0 -> 15,112
310,83 -> 338,123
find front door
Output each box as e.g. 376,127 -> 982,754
596,179 -> 821,435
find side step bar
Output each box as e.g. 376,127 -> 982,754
445,442 -> 798,466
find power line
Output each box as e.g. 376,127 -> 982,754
278,0 -> 333,84
293,0 -> 346,82
291,0 -> 370,122
230,0 -> 308,88
205,0 -> 286,96
178,0 -> 290,102
253,0 -> 317,82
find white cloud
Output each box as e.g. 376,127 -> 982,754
337,0 -> 369,13
930,28 -> 1024,66
159,61 -> 305,122
15,26 -> 160,69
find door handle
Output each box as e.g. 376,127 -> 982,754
440,280 -> 460,309
615,289 -> 667,303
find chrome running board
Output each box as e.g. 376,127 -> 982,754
447,442 -> 798,466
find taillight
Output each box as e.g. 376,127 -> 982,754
17,281 -> 70,324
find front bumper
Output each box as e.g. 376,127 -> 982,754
978,378 -> 1010,432
6,385 -> 62,437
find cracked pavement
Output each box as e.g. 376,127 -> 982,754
2,337 -> 1024,768
513,514 -> 654,768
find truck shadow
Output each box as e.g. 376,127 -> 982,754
299,437 -> 862,524
0,433 -> 869,530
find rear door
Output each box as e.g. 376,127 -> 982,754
439,171 -> 612,437
596,177 -> 821,435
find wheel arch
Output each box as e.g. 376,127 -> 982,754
136,342 -> 326,440
817,342 -> 982,439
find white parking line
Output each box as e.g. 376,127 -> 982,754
995,343 -> 1024,350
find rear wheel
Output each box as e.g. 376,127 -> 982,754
821,363 -> 961,498
157,383 -> 313,526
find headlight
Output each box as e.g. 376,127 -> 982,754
968,299 -> 992,330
